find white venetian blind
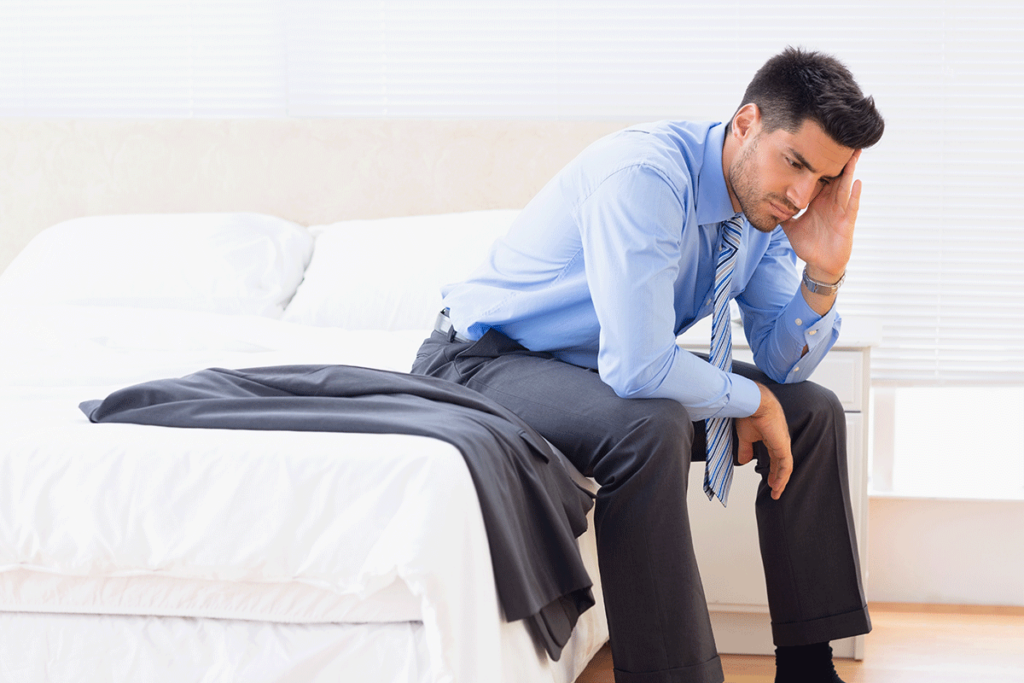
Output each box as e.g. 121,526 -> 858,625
283,1 -> 759,120
0,0 -> 287,117
836,5 -> 1024,386
1,0 -> 1021,385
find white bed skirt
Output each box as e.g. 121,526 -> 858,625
0,600 -> 606,683
0,612 -> 435,683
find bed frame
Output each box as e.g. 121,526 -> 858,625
0,119 -> 626,275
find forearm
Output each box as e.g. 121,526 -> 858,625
600,342 -> 763,421
745,291 -> 841,383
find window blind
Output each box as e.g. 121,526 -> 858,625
1,0 -> 1020,385
836,8 -> 1024,385
0,0 -> 286,117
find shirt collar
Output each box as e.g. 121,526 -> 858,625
696,122 -> 740,227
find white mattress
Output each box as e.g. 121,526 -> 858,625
0,303 -> 607,682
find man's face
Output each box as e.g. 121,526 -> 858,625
727,117 -> 854,233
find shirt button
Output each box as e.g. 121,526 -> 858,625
795,318 -> 803,326
793,366 -> 800,372
808,329 -> 817,336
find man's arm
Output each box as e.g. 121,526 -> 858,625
576,164 -> 763,421
735,149 -> 864,500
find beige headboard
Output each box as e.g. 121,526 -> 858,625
0,119 -> 629,274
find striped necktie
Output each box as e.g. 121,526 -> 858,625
704,215 -> 744,505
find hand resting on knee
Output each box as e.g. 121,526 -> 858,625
735,383 -> 793,499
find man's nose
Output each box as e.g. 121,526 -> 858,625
786,176 -> 817,210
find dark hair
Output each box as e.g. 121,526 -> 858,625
738,46 -> 884,149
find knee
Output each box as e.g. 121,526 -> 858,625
779,380 -> 844,432
634,399 -> 694,460
592,399 -> 694,490
768,380 -> 849,476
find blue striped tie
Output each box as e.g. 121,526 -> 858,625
704,215 -> 744,505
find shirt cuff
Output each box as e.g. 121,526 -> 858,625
725,374 -> 763,418
777,294 -> 841,383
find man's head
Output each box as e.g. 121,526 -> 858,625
737,46 -> 884,151
722,47 -> 884,232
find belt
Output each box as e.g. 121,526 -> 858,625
434,308 -> 472,343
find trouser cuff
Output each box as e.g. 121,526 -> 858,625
771,604 -> 872,647
613,655 -> 723,683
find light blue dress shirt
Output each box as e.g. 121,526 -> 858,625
442,121 -> 840,421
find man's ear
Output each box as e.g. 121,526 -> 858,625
732,103 -> 761,142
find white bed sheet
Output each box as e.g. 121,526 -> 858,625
0,303 -> 607,682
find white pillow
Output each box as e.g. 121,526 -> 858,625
283,210 -> 519,330
0,213 -> 314,317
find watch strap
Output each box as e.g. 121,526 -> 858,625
802,267 -> 845,296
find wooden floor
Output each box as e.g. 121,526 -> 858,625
576,603 -> 1024,683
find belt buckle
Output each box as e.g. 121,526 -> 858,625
435,308 -> 459,342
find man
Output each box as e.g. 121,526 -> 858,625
412,47 -> 884,683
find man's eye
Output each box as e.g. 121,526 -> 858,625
819,177 -> 832,186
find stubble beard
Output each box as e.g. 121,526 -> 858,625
729,136 -> 796,234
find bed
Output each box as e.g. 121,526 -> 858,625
0,206 -> 609,682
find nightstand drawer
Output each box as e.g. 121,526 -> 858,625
808,351 -> 862,411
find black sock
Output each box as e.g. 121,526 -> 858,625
774,642 -> 844,683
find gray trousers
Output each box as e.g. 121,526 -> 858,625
411,329 -> 871,683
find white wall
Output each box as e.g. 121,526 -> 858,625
868,497 -> 1024,606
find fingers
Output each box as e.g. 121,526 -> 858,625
767,447 -> 793,500
837,149 -> 861,202
843,148 -> 862,176
736,420 -> 792,500
847,178 -> 862,223
742,385 -> 794,499
736,438 -> 754,466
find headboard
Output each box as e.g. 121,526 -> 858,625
0,119 -> 629,274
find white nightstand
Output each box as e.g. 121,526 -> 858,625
677,315 -> 879,660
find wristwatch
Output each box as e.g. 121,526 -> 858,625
802,267 -> 845,296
